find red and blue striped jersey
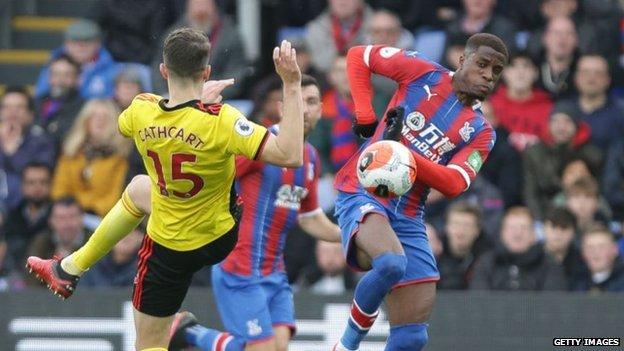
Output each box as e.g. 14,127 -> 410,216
335,45 -> 496,220
221,132 -> 321,277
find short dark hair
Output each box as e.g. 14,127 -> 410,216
446,201 -> 482,227
465,33 -> 509,63
508,50 -> 534,66
163,27 -> 211,80
301,74 -> 320,91
21,161 -> 52,179
545,206 -> 576,230
2,85 -> 34,112
53,196 -> 82,211
51,53 -> 81,75
565,177 -> 599,198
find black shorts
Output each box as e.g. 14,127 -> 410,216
132,225 -> 238,317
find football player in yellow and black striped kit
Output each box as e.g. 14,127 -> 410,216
27,28 -> 305,351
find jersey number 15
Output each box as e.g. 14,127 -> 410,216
146,150 -> 204,198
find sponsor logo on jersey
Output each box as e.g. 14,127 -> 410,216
275,184 -> 308,210
234,118 -> 254,136
402,112 -> 456,163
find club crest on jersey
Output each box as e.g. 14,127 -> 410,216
275,184 -> 308,210
405,111 -> 426,131
380,47 -> 401,58
234,118 -> 254,137
459,122 -> 475,142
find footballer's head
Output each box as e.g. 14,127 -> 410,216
300,74 -> 322,137
454,33 -> 508,101
160,27 -> 211,83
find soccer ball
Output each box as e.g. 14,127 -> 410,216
357,140 -> 417,198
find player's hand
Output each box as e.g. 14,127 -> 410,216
383,106 -> 405,141
352,121 -> 379,139
273,40 -> 301,84
201,79 -> 235,104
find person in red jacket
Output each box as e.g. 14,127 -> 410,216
490,51 -> 553,152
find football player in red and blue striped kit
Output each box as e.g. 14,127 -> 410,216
169,74 -> 341,351
332,33 -> 508,351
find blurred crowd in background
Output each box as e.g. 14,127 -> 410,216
1,0 -> 624,294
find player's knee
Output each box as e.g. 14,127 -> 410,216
387,323 -> 428,351
127,175 -> 151,211
372,252 -> 407,283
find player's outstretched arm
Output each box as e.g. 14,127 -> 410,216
259,40 -> 304,168
416,126 -> 494,198
347,45 -> 432,138
298,210 -> 341,242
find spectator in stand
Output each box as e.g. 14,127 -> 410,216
290,38 -> 329,93
573,225 -> 624,292
490,51 -> 553,152
309,241 -> 352,295
364,9 -> 409,115
445,0 -> 517,55
371,0 -> 462,31
112,67 -> 147,184
543,207 -> 587,290
35,19 -> 119,99
81,224 -> 144,287
248,76 -> 282,126
113,66 -> 145,111
153,0 -> 248,98
25,197 -> 89,286
437,202 -> 492,290
566,54 -> 624,153
305,0 -> 373,73
426,175 -> 504,240
603,139 -> 624,221
565,177 -> 611,234
322,56 -> 360,173
3,163 -> 52,267
526,0 -> 621,65
91,0 -> 169,65
425,222 -> 443,259
366,9 -> 414,50
479,100 -> 523,208
34,54 -> 84,147
441,32 -> 466,70
470,207 -> 567,291
525,0 -> 580,55
534,16 -> 579,99
0,87 -> 56,210
51,99 -> 130,217
552,159 -> 612,219
523,102 -> 602,221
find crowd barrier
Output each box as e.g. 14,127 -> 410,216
1,289 -> 623,350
